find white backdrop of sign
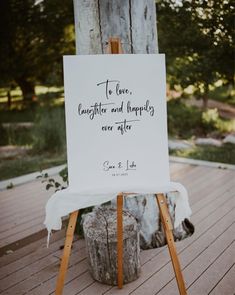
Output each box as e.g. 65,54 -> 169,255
63,54 -> 169,194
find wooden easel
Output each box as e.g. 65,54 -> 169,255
55,37 -> 187,295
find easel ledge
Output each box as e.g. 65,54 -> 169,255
55,38 -> 187,295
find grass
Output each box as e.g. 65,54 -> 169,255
0,104 -> 67,180
0,109 -> 36,123
0,125 -> 32,146
0,106 -> 66,149
32,106 -> 66,153
0,153 -> 66,181
170,143 -> 235,165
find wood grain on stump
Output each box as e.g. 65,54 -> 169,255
83,206 -> 141,285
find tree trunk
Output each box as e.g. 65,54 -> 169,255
73,0 -> 194,249
82,206 -> 141,285
73,0 -> 158,54
201,83 -> 209,110
7,90 -> 11,109
202,95 -> 208,110
17,78 -> 35,102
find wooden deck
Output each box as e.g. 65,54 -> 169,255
0,162 -> 234,294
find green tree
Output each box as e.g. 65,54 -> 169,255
157,0 -> 234,108
0,0 -> 75,102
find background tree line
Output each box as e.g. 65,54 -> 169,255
157,0 -> 234,108
0,0 -> 233,104
0,0 -> 75,102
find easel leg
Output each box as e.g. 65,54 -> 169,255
55,210 -> 79,295
156,194 -> 187,295
117,193 -> 123,289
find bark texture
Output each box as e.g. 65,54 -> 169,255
118,193 -> 194,250
73,0 -> 158,54
16,78 -> 35,102
82,206 -> 141,285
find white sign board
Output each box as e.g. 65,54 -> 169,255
63,54 -> 170,194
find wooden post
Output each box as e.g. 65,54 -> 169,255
107,37 -> 123,54
156,194 -> 187,295
55,210 -> 79,295
117,193 -> 124,289
107,38 -> 124,289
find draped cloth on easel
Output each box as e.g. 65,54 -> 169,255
44,181 -> 191,245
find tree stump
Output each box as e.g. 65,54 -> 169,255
82,206 -> 141,285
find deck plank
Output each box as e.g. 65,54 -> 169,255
0,230 -> 66,268
209,264 -> 235,295
0,233 -> 68,279
188,242 -> 235,295
0,241 -> 86,294
0,162 -> 234,295
156,223 -> 235,295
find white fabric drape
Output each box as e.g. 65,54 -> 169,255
44,181 -> 191,245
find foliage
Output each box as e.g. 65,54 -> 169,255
59,166 -> 69,184
32,107 -> 66,153
170,143 -> 235,164
37,166 -> 68,191
214,117 -> 235,134
0,0 -> 75,101
0,87 -> 66,147
201,108 -> 219,131
0,124 -> 8,146
0,125 -> 32,146
167,99 -> 235,139
6,182 -> 14,189
0,90 -> 68,180
208,84 -> 235,106
75,207 -> 94,237
0,106 -> 66,149
38,165 -> 92,237
167,100 -> 203,138
157,0 -> 234,107
201,108 -> 235,134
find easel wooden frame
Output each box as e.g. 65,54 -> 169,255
55,37 -> 187,295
